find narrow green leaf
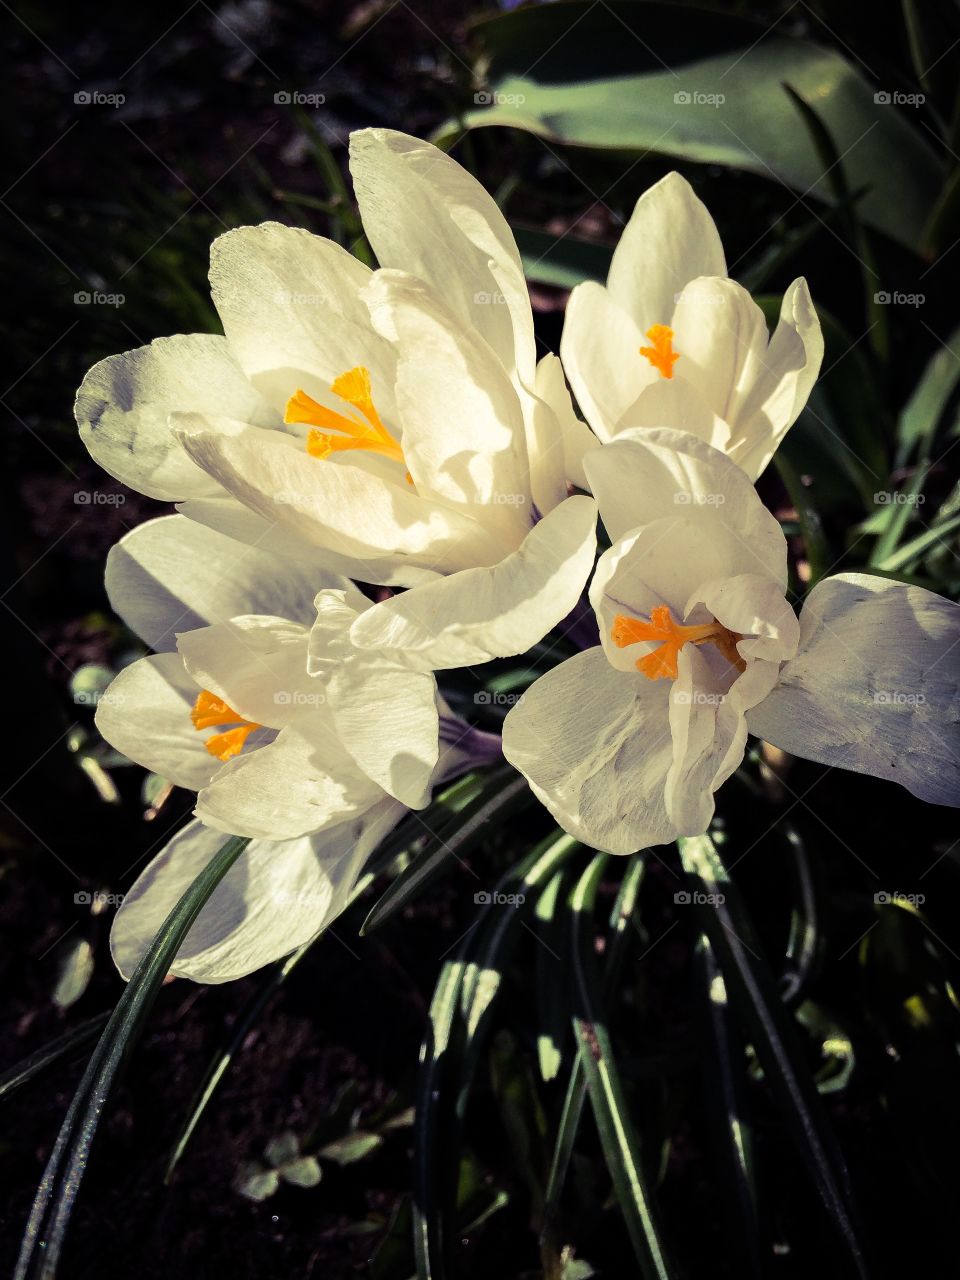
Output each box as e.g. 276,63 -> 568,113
677,833 -> 868,1277
362,768 -> 531,935
0,1014 -> 109,1101
569,855 -> 675,1279
16,835 -> 249,1280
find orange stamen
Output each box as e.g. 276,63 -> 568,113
191,689 -> 262,761
611,605 -> 744,681
285,366 -> 406,468
639,324 -> 680,379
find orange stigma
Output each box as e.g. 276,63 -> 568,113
191,689 -> 262,761
611,605 -> 744,681
285,366 -> 406,468
639,324 -> 680,379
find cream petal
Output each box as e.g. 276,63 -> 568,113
348,495 -> 598,670
76,333 -> 276,501
94,653 -> 214,790
560,281 -> 652,440
104,514 -> 330,652
729,278 -> 824,479
349,128 -> 536,385
606,172 -> 727,328
209,222 -> 397,417
584,430 -> 787,584
669,277 -> 770,426
502,647 -> 676,855
533,353 -> 599,497
363,269 -> 530,536
195,722 -> 384,840
327,662 -> 440,809
614,376 -> 731,455
747,573 -> 960,806
177,616 -> 313,729
173,411 -> 508,575
111,806 -> 402,983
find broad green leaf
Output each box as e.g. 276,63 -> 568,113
318,1131 -> 383,1166
451,1 -> 940,251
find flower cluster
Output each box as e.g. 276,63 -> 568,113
79,129 -> 960,982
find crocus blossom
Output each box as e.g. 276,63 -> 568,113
502,429 -> 960,855
560,172 -> 824,480
98,515 -> 492,981
75,128 -> 596,669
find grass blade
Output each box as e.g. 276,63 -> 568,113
677,833 -> 868,1278
0,1014 -> 110,1101
569,854 -> 675,1279
361,768 -> 530,935
16,835 -> 249,1280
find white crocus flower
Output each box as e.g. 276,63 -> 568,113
503,430 -> 960,855
560,172 -> 824,480
98,515 -> 490,982
75,129 -> 596,666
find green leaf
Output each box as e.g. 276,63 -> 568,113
0,1014 -> 109,1101
16,834 -> 249,1280
52,938 -> 95,1011
281,1156 -> 323,1188
677,833 -> 868,1277
569,855 -> 675,1279
895,326 -> 960,466
452,1 -> 940,251
513,225 -> 612,289
361,767 -> 531,935
317,1131 -> 383,1166
264,1131 -> 301,1168
234,1162 -> 280,1202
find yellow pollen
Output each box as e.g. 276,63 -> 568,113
611,605 -> 744,681
191,689 -> 262,762
639,324 -> 680,379
285,366 -> 406,469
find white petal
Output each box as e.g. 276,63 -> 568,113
584,430 -> 787,584
747,573 -> 960,806
729,278 -> 824,479
75,334 -> 276,501
104,514 -> 331,651
177,616 -> 312,728
607,172 -> 726,327
111,806 -> 402,983
363,270 -> 530,533
665,644 -> 748,835
502,647 -> 675,855
614,375 -> 731,455
209,222 -> 397,416
560,281 -> 651,439
669,277 -> 770,425
348,495 -> 598,670
689,573 -> 800,666
196,722 -> 384,839
94,653 -> 214,789
328,662 -> 440,808
533,353 -> 599,496
173,412 -> 508,576
349,128 -> 536,385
